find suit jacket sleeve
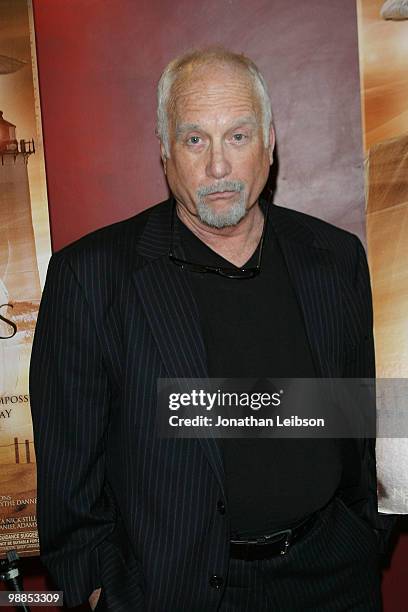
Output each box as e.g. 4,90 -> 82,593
343,237 -> 396,555
30,252 -> 119,607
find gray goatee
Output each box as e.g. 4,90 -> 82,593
196,180 -> 246,228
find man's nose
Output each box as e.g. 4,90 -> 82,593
205,142 -> 232,179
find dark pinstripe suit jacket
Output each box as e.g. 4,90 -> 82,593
29,200 -> 392,610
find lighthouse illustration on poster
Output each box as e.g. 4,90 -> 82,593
0,0 -> 51,556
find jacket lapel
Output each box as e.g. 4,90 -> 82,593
270,206 -> 344,377
132,201 -> 226,494
134,257 -> 207,378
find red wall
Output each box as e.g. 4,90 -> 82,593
16,0 -> 406,609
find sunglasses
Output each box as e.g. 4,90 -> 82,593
168,199 -> 269,279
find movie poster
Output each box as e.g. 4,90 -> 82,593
0,0 -> 51,556
357,0 -> 408,513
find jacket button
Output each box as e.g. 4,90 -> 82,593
209,575 -> 223,589
217,499 -> 226,515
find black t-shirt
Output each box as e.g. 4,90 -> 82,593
178,207 -> 341,537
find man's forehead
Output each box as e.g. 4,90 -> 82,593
172,61 -> 254,100
169,64 -> 260,126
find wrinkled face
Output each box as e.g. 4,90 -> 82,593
161,63 -> 274,228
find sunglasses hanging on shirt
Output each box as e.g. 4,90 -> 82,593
168,198 -> 269,279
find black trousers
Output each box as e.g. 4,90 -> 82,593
219,496 -> 381,611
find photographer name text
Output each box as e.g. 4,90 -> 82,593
168,415 -> 325,428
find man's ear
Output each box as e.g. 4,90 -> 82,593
268,124 -> 275,165
160,142 -> 167,174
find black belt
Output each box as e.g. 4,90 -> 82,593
230,511 -> 319,561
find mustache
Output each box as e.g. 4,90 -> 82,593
197,180 -> 245,197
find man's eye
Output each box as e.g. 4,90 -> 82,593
187,136 -> 202,145
232,133 -> 246,142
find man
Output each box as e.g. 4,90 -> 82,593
30,48 -> 393,611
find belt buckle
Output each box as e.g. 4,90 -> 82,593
280,529 -> 292,555
263,528 -> 293,556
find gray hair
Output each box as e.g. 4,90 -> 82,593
157,47 -> 273,157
